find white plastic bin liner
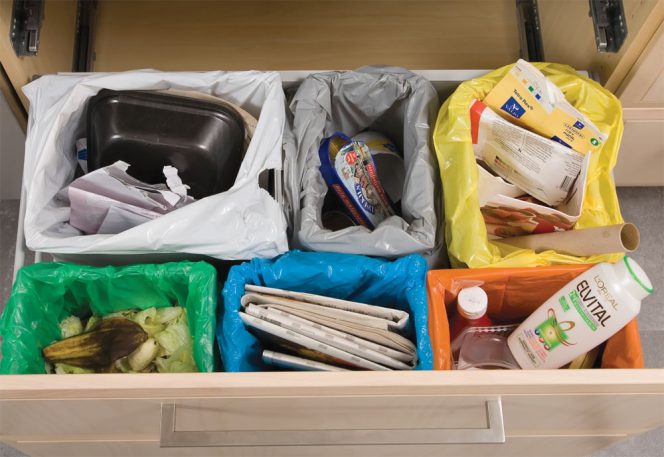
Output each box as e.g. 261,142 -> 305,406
286,67 -> 445,265
21,70 -> 288,259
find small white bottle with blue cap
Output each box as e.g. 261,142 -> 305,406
507,256 -> 653,369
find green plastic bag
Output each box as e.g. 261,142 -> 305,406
0,261 -> 217,374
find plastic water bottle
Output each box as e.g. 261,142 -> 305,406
450,286 -> 495,344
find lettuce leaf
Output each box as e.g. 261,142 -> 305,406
153,316 -> 190,355
131,307 -> 164,337
59,316 -> 83,338
154,343 -> 197,373
155,306 -> 184,324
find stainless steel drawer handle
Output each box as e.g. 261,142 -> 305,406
160,398 -> 505,447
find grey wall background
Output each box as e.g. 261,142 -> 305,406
0,91 -> 25,200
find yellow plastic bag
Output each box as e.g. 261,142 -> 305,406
433,62 -> 624,268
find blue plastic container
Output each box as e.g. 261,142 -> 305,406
218,250 -> 433,372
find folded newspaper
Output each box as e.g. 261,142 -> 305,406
240,285 -> 417,371
262,350 -> 350,372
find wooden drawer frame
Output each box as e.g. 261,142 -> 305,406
1,370 -> 664,457
1,2 -> 663,456
2,70 -> 663,457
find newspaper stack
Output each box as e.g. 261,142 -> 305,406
239,285 -> 417,371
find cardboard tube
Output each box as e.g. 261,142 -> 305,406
499,223 -> 640,256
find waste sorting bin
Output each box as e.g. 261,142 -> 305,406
20,70 -> 289,263
427,265 -> 643,370
0,261 -> 217,374
433,62 -> 625,268
285,67 -> 446,266
218,250 -> 433,372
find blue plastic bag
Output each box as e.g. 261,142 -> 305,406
218,251 -> 433,371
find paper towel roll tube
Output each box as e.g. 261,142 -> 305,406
499,223 -> 640,256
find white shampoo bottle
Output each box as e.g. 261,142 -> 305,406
507,256 -> 653,369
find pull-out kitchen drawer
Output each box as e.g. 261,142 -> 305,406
1,2 -> 663,457
1,370 -> 663,456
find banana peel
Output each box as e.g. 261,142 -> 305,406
43,317 -> 148,369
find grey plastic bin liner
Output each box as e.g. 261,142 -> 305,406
285,67 -> 446,266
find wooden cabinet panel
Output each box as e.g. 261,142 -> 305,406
614,16 -> 664,185
1,371 -> 663,446
617,22 -> 664,104
0,0 -> 77,110
2,0 -> 663,102
7,434 -> 627,457
539,0 -> 664,90
1,393 -> 662,441
615,118 -> 664,186
91,1 -> 521,72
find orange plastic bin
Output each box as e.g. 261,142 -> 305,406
427,265 -> 643,370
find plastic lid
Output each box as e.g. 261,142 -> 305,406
457,286 -> 488,320
613,256 -> 653,302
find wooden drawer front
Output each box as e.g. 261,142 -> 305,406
8,434 -> 627,457
2,389 -> 663,442
1,396 -> 503,443
2,370 -> 663,457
